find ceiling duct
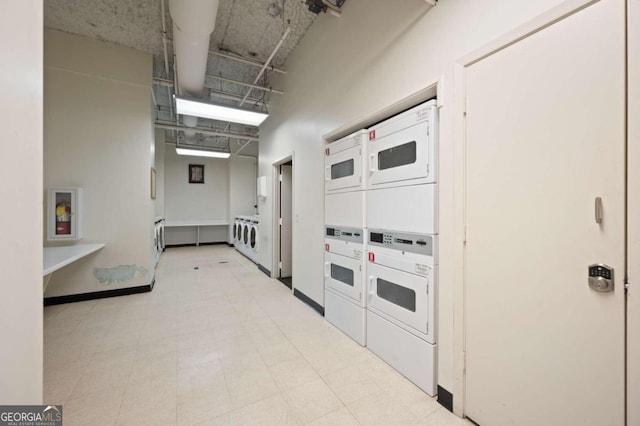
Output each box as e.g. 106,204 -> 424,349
169,0 -> 219,139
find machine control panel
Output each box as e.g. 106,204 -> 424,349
368,229 -> 433,256
588,264 -> 614,293
325,226 -> 364,244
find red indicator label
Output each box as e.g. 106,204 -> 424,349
369,130 -> 376,141
368,252 -> 375,262
325,148 -> 330,155
325,244 -> 330,251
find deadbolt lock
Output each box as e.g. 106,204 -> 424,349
588,264 -> 614,293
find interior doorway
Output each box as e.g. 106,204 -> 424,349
275,158 -> 293,289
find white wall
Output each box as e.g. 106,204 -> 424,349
258,0 -> 565,399
44,29 -> 154,297
0,0 -> 43,404
164,149 -> 229,244
154,129 -> 166,219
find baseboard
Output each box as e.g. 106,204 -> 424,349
277,277 -> 292,289
165,241 -> 228,248
226,243 -> 234,247
258,264 -> 271,277
437,385 -> 453,412
293,288 -> 324,316
44,279 -> 155,306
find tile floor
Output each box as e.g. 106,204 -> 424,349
44,246 -> 472,425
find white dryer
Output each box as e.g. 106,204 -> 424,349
325,130 -> 368,194
366,100 -> 438,234
366,100 -> 437,189
325,130 -> 368,228
324,225 -> 366,346
365,228 -> 438,396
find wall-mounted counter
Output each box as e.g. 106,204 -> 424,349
43,243 -> 105,293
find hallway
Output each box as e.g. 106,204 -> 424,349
43,246 -> 467,425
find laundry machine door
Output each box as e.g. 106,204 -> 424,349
250,226 -> 258,252
325,143 -> 362,193
368,103 -> 436,188
367,262 -> 434,340
324,251 -> 363,305
243,224 -> 249,245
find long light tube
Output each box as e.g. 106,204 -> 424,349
176,146 -> 231,158
175,96 -> 268,126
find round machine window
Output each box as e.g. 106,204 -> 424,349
250,228 -> 256,248
243,227 -> 248,244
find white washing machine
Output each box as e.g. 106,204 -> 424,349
324,225 -> 367,346
365,228 -> 437,396
235,215 -> 258,264
235,216 -> 248,253
366,100 -> 438,235
233,217 -> 242,246
249,218 -> 259,257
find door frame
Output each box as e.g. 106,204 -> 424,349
272,153 -> 294,291
451,0 -> 611,418
626,0 -> 639,424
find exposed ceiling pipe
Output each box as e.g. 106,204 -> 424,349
235,139 -> 254,156
160,0 -> 175,139
204,74 -> 284,94
208,88 -> 264,104
239,27 -> 290,106
154,77 -> 173,87
208,50 -> 287,75
153,79 -> 265,103
226,28 -> 289,156
155,122 -> 259,141
169,0 -> 219,139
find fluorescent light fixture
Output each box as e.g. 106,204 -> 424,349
176,146 -> 231,158
175,95 -> 268,127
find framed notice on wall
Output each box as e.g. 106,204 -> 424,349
189,164 -> 204,184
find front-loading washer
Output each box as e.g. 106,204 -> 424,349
250,218 -> 259,256
324,225 -> 367,346
365,228 -> 438,396
233,217 -> 241,246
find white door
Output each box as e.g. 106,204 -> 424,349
464,2 -> 625,425
280,164 -> 293,278
325,250 -> 363,304
325,144 -> 362,193
367,262 -> 432,338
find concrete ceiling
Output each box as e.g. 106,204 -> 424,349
44,0 -> 321,156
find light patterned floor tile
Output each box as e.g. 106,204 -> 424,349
268,356 -> 320,391
306,407 -> 360,426
41,246 -> 462,426
282,379 -> 343,424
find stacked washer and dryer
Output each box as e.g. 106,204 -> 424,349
324,100 -> 439,396
324,129 -> 369,346
233,215 -> 259,264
